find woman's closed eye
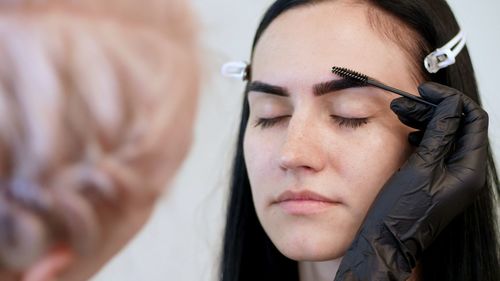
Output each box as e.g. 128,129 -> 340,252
330,115 -> 369,129
253,115 -> 369,129
254,116 -> 290,129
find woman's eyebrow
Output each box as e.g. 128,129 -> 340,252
313,78 -> 367,96
246,81 -> 288,96
246,78 -> 367,97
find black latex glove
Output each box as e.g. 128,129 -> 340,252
333,82 -> 489,281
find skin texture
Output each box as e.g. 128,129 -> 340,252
244,1 -> 418,262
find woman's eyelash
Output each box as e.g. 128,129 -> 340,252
330,115 -> 369,128
254,116 -> 289,128
254,116 -> 369,129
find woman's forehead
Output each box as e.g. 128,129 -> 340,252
251,1 -> 416,91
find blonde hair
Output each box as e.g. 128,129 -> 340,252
0,0 -> 199,269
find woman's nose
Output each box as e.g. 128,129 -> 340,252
279,117 -> 326,173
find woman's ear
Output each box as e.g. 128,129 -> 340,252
21,247 -> 74,281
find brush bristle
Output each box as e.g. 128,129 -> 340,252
331,66 -> 368,83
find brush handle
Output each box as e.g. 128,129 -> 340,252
367,79 -> 437,108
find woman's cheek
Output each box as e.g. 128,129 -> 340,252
338,123 -> 410,217
243,131 -> 277,202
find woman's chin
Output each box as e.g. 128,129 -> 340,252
274,238 -> 348,262
282,249 -> 344,262
261,211 -> 359,261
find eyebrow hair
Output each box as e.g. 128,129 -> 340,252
246,78 -> 367,97
246,81 -> 288,96
313,78 -> 366,96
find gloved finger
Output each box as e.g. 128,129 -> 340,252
408,131 -> 424,146
445,93 -> 489,190
411,83 -> 464,165
417,82 -> 467,104
390,98 -> 434,130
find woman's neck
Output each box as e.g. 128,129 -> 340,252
299,258 -> 342,281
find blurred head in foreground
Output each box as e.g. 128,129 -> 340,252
0,1 -> 199,280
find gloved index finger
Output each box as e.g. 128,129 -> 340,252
391,97 -> 434,130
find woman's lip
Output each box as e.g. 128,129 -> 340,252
275,190 -> 340,204
274,190 -> 342,215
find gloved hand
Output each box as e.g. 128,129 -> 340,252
333,82 -> 489,281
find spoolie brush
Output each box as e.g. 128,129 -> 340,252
331,66 -> 437,107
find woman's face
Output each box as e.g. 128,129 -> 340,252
244,1 -> 418,261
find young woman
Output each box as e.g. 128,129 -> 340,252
221,0 -> 500,280
0,1 -> 198,280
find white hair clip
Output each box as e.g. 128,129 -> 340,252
424,30 -> 466,73
221,61 -> 249,81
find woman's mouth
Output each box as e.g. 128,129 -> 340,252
274,190 -> 342,215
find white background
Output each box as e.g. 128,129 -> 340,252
92,1 -> 500,280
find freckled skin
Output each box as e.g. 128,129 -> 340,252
244,1 -> 417,261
